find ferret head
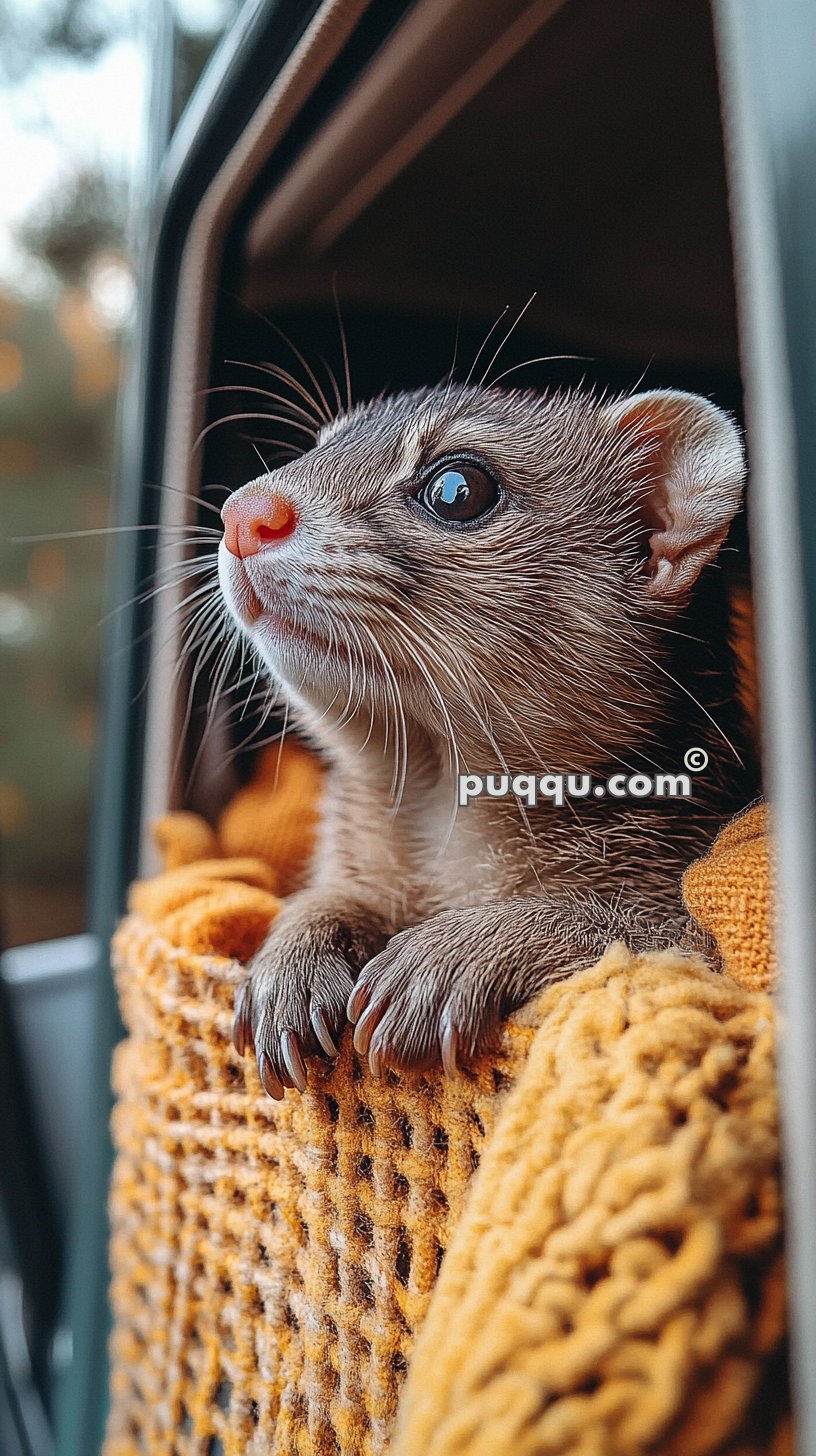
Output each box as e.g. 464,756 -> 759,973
217,384 -> 744,775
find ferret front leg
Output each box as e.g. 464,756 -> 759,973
233,889 -> 392,1097
347,894 -> 690,1076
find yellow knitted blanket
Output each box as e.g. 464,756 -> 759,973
104,744 -> 788,1456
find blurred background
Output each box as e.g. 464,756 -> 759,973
0,0 -> 240,950
0,6 -> 241,1451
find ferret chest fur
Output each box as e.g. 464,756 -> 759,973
308,743 -> 508,925
308,742 -> 696,929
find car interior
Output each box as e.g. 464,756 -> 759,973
36,2 -> 816,1452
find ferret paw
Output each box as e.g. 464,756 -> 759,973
233,896 -> 390,1098
233,949 -> 352,1099
347,917 -> 502,1078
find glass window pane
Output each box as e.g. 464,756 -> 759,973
0,1 -> 242,948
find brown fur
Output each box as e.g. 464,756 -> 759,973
217,383 -> 755,1093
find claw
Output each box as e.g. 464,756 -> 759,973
258,1052 -> 284,1101
311,1006 -> 339,1057
347,981 -> 371,1024
233,1001 -> 251,1057
352,1002 -> 382,1057
280,1030 -> 308,1093
368,1038 -> 385,1077
440,1018 -> 459,1079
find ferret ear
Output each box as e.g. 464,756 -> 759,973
603,390 -> 745,599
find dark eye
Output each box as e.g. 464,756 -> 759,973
415,463 -> 499,524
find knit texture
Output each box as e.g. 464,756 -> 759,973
683,803 -> 775,992
154,737 -> 324,896
391,949 -> 786,1456
103,745 -> 787,1456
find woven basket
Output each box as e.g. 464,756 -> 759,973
104,915 -> 788,1456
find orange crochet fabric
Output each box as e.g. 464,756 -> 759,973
136,740 -> 325,960
684,802 -> 775,992
153,738 -> 324,896
106,917 -> 534,1456
104,744 -> 786,1456
392,949 -> 787,1456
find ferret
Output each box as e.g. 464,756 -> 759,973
216,382 -> 755,1098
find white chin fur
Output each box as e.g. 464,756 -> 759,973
216,544 -> 419,735
217,542 -> 262,631
217,542 -> 335,695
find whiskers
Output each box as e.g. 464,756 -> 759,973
206,289 -> 354,449
127,311 -> 354,786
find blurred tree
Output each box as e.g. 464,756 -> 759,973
0,0 -> 242,944
0,286 -> 118,939
0,0 -> 120,83
16,169 -> 128,287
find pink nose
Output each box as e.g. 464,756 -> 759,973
221,491 -> 298,557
